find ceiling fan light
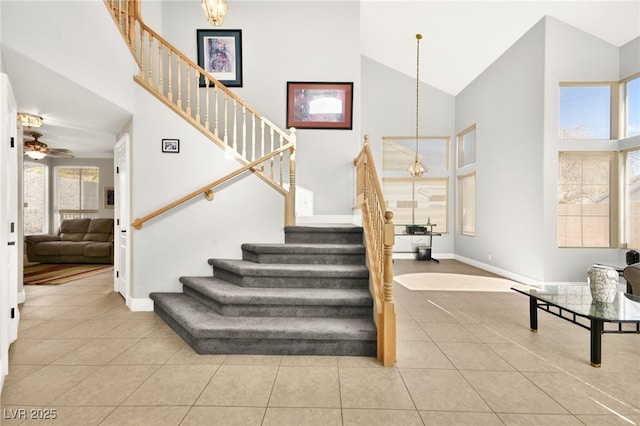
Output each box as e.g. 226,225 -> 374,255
25,150 -> 47,160
17,112 -> 43,128
201,0 -> 229,26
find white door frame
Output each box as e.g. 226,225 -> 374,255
114,134 -> 131,305
0,74 -> 18,391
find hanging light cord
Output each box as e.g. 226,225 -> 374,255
415,33 -> 422,161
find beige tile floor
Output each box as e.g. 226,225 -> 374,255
1,260 -> 639,425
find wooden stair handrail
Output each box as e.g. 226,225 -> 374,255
132,142 -> 294,229
104,0 -> 297,227
354,135 -> 396,366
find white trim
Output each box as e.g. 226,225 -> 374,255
17,289 -> 25,304
454,254 -> 546,287
127,297 -> 154,312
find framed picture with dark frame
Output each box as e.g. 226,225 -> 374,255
104,187 -> 115,209
286,82 -> 353,130
162,139 -> 180,153
197,29 -> 243,87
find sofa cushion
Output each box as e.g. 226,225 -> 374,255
84,242 -> 113,258
59,218 -> 91,242
59,241 -> 91,256
83,218 -> 115,242
34,241 -> 62,256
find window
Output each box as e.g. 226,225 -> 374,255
23,162 -> 47,235
457,125 -> 476,167
457,125 -> 476,236
381,137 -> 449,232
625,76 -> 640,138
457,173 -> 476,236
55,167 -> 99,225
558,152 -> 614,247
625,149 -> 640,249
382,178 -> 448,230
559,84 -> 613,139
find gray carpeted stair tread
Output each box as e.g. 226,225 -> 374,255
285,225 -> 363,233
151,292 -> 377,340
208,259 -> 369,277
241,243 -> 365,254
284,225 -> 364,244
180,276 -> 373,306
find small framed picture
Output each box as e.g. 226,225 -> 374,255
286,81 -> 353,130
104,187 -> 115,209
162,139 -> 180,153
197,29 -> 243,87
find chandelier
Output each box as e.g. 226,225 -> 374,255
201,0 -> 229,26
408,34 -> 427,178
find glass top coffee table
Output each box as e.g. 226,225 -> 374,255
511,284 -> 640,367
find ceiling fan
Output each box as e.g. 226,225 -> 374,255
23,131 -> 74,160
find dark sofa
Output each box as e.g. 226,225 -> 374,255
25,218 -> 114,264
622,263 -> 640,295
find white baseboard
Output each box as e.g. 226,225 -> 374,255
453,254 -> 546,286
127,297 -> 154,312
17,289 -> 25,304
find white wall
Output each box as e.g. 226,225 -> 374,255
130,85 -> 285,298
542,17 -> 623,282
0,0 -> 137,112
159,1 -> 362,215
361,56 -> 456,256
125,1 -> 363,300
620,36 -> 640,79
455,18 -> 546,282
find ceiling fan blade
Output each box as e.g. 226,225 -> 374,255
47,148 -> 75,158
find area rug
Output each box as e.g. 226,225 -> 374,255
24,264 -> 113,285
395,272 -> 521,292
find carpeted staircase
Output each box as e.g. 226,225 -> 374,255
150,225 -> 377,356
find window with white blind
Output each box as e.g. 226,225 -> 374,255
458,172 -> 476,236
457,125 -> 476,168
558,152 -> 614,248
55,167 -> 100,227
382,178 -> 448,231
625,149 -> 640,249
625,76 -> 639,138
381,137 -> 449,232
23,161 -> 48,235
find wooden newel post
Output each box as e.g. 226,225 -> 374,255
382,210 -> 397,366
383,210 -> 395,302
285,128 -> 296,227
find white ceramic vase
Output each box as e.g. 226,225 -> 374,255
587,265 -> 619,303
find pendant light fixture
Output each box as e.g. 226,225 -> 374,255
408,33 -> 427,178
201,0 -> 229,26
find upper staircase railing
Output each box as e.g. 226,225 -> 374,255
354,135 -> 396,366
103,0 -> 296,227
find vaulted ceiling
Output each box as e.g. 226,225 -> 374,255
3,1 -> 639,158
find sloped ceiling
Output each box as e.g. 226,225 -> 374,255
3,0 -> 639,158
360,0 -> 640,95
